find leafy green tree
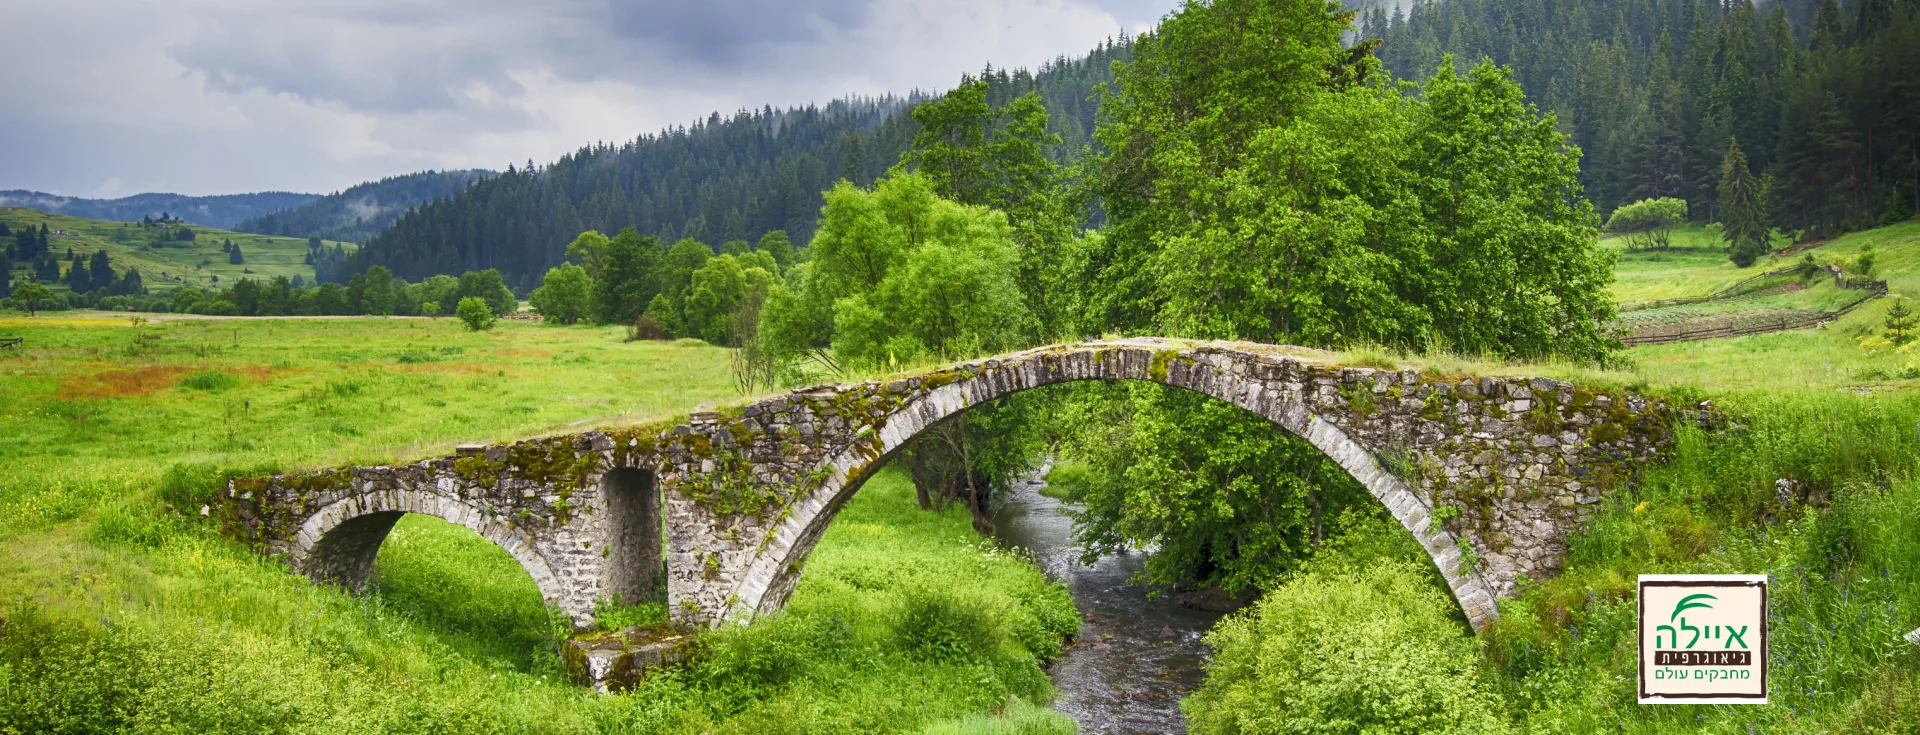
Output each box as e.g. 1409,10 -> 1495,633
456,297 -> 496,331
417,274 -> 460,315
1054,384 -> 1371,592
349,265 -> 397,315
1605,198 -> 1689,251
1093,0 -> 1370,333
903,78 -> 1078,334
1402,59 -> 1616,361
230,279 -> 262,316
764,172 -> 1030,372
684,255 -> 749,344
228,244 -> 243,265
260,276 -> 292,316
529,262 -> 592,325
1718,138 -> 1769,267
756,230 -> 794,272
11,281 -> 51,316
719,239 -> 751,256
655,238 -> 714,335
456,269 -> 516,316
564,230 -> 612,280
590,228 -> 659,325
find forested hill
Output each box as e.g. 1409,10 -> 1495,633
0,190 -> 318,230
1359,0 -> 1920,232
345,40 -> 1130,289
233,169 -> 492,245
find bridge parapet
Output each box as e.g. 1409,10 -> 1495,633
224,339 -> 1678,636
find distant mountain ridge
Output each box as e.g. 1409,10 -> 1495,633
0,190 -> 319,230
348,38 -> 1131,288
233,169 -> 493,244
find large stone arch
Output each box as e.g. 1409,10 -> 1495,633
292,489 -> 569,616
230,338 -> 1674,643
719,344 -> 1500,632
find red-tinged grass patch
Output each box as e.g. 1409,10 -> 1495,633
56,365 -> 197,399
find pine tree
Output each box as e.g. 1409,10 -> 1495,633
1719,138 -> 1769,267
88,250 -> 114,293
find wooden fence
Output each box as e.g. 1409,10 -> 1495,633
1622,280 -> 1887,347
1619,265 -> 1805,312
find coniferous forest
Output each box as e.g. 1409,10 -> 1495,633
344,44 -> 1130,289
1363,0 -> 1920,235
343,0 -> 1918,292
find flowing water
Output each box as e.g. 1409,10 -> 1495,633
990,474 -> 1228,734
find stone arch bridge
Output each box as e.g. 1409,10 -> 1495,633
223,338 -> 1677,636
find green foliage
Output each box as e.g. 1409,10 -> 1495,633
1055,383 -> 1372,593
1481,392 -> 1920,732
1719,139 -> 1770,267
1604,198 -> 1688,250
530,262 -> 592,325
755,230 -> 794,272
456,268 -> 517,316
592,597 -> 668,632
1184,558 -> 1510,735
655,238 -> 715,335
1092,1 -> 1615,362
591,227 -> 662,326
177,370 -> 241,392
455,297 -> 495,331
233,169 -> 490,244
0,318 -> 1083,732
683,254 -> 773,346
10,281 -> 51,315
892,586 -> 1004,662
767,173 -> 1032,372
1884,297 -> 1919,345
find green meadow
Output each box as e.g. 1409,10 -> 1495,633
0,315 -> 1076,733
1,207 -> 350,295
3,221 -> 1920,733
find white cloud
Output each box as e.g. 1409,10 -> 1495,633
0,0 -> 1175,197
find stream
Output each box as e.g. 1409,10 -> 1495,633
990,473 -> 1229,734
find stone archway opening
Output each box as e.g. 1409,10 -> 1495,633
366,514 -> 561,671
772,380 -> 1463,624
600,467 -> 664,605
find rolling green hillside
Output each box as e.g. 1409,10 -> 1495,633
1606,220 -> 1920,390
2,207 -> 351,294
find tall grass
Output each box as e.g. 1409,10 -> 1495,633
1482,391 -> 1920,733
0,468 -> 1077,733
0,316 -> 1078,733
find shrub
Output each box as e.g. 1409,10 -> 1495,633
1183,560 -> 1510,735
177,371 -> 240,391
627,313 -> 668,341
456,297 -> 495,331
892,586 -> 1004,662
1604,197 -> 1688,251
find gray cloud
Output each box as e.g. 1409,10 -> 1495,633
0,0 -> 1175,197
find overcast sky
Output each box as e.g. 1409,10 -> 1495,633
1,0 -> 1176,199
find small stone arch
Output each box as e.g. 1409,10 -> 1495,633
292,489 -> 568,617
718,345 -> 1501,632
